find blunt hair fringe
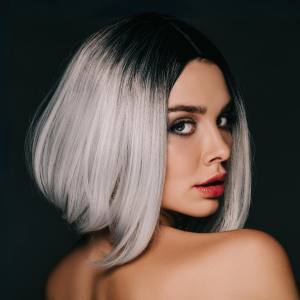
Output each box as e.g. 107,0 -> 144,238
25,12 -> 253,271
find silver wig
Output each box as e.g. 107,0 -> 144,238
25,12 -> 252,271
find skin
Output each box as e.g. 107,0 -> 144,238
159,57 -> 232,225
45,58 -> 300,300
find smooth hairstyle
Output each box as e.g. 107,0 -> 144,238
25,12 -> 252,271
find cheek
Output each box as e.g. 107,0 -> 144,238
165,137 -> 200,181
223,131 -> 233,149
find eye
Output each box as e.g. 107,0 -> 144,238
217,113 -> 236,130
218,116 -> 229,127
168,118 -> 196,136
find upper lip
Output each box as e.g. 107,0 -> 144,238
194,172 -> 227,186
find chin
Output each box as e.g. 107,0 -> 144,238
185,199 -> 220,217
162,197 -> 220,218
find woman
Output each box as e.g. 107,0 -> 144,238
25,12 -> 299,300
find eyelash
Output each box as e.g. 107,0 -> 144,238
167,113 -> 236,137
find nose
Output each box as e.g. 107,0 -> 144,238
202,125 -> 231,166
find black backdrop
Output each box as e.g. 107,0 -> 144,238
2,1 -> 300,299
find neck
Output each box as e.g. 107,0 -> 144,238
159,209 -> 175,227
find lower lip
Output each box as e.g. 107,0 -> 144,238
193,183 -> 225,198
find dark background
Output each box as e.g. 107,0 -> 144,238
2,1 -> 300,299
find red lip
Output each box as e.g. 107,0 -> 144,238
194,184 -> 225,198
193,172 -> 227,198
194,172 -> 227,187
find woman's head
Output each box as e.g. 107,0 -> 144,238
162,58 -> 233,221
25,12 -> 252,270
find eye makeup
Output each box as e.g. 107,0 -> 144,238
167,118 -> 197,136
167,105 -> 237,137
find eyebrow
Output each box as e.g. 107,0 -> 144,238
167,100 -> 233,115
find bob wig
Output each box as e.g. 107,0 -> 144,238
25,12 -> 252,270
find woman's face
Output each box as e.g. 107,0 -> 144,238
161,58 -> 233,224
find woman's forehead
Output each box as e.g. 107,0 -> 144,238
168,59 -> 231,110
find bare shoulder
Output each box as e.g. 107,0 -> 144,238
45,254 -> 70,300
220,227 -> 290,253
45,249 -> 81,300
159,228 -> 299,300
45,240 -> 98,300
212,228 -> 300,299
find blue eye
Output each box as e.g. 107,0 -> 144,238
168,112 -> 236,137
168,119 -> 196,136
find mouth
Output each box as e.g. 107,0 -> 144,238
196,180 -> 224,187
193,182 -> 225,198
193,173 -> 227,198
194,172 -> 227,187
